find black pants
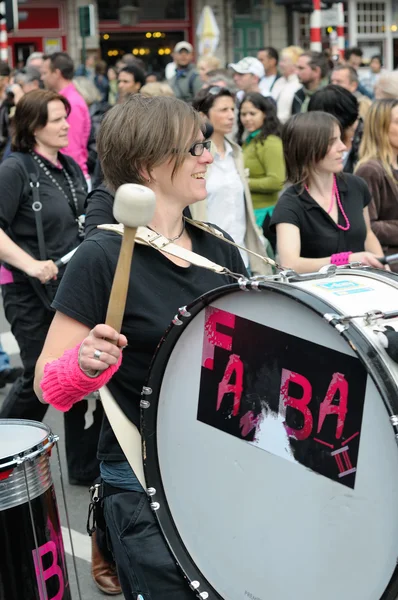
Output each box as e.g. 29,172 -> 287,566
104,490 -> 196,600
0,280 -> 100,482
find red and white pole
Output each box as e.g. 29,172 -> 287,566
0,2 -> 8,63
310,0 -> 322,52
336,2 -> 345,61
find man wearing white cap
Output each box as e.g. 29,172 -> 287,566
170,41 -> 202,103
229,57 -> 270,103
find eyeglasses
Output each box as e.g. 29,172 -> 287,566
188,140 -> 212,156
173,140 -> 212,157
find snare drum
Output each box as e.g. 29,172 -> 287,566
141,267 -> 398,600
0,419 -> 71,600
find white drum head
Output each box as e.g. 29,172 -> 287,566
0,419 -> 51,464
142,282 -> 398,600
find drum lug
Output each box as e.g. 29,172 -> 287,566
142,386 -> 152,396
190,580 -> 209,598
178,305 -> 191,318
238,277 -> 250,291
173,315 -> 183,325
147,487 -> 156,496
390,415 -> 398,427
150,501 -> 160,511
323,313 -> 349,332
140,399 -> 151,409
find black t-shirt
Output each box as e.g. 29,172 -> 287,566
53,224 -> 247,460
84,184 -> 115,238
270,174 -> 371,257
84,184 -> 193,239
0,152 -> 87,267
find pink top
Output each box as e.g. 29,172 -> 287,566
59,83 -> 91,177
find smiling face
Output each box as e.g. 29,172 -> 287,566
33,99 -> 69,151
315,124 -> 347,175
239,100 -> 265,133
149,131 -> 213,207
208,95 -> 235,136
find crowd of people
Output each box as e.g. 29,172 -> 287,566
0,39 -> 397,598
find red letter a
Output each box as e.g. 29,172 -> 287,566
317,373 -> 348,440
217,354 -> 244,417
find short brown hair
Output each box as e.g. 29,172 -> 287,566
97,94 -> 203,191
300,51 -> 330,79
42,52 -> 74,80
282,111 -> 340,185
11,89 -> 71,153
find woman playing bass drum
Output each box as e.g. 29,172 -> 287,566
34,94 -> 248,599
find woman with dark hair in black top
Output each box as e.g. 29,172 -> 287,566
270,111 -> 384,273
0,89 -> 87,422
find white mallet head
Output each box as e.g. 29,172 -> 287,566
113,184 -> 156,228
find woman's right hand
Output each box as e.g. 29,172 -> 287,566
25,259 -> 59,283
78,324 -> 128,376
349,252 -> 384,269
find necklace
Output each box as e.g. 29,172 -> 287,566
148,219 -> 186,242
305,175 -> 350,231
30,151 -> 79,214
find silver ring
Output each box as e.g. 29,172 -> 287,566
93,349 -> 102,360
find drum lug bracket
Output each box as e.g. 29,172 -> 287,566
190,580 -> 210,599
390,415 -> 398,427
323,313 -> 349,332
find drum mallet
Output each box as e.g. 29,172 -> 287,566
100,183 -> 156,488
379,253 -> 398,265
105,183 -> 156,332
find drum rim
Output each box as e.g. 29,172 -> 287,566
141,280 -> 398,600
0,419 -> 55,470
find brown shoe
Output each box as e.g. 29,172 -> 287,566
91,531 -> 122,595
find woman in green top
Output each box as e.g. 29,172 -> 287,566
238,92 -> 286,249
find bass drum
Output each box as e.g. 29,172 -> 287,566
141,267 -> 398,600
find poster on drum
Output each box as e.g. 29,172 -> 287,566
197,306 -> 368,489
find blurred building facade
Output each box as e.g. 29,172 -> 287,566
6,1 -> 398,71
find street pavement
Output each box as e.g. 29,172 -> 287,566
0,306 -> 119,600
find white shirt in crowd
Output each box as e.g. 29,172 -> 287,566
206,140 -> 248,267
259,73 -> 278,96
271,73 -> 301,124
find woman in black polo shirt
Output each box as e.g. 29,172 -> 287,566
270,111 -> 384,273
0,91 -> 86,418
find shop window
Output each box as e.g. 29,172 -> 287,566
98,0 -> 187,22
356,2 -> 385,34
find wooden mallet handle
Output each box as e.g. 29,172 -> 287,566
105,226 -> 137,334
104,184 -> 156,336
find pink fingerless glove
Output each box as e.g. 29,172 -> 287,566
41,343 -> 122,412
330,252 -> 352,266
